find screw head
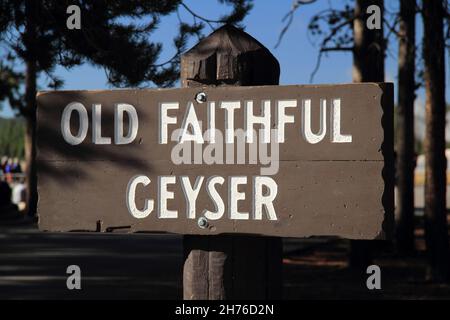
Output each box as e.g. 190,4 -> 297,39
195,92 -> 207,103
197,217 -> 208,229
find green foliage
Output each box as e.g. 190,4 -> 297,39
0,54 -> 24,113
0,1 -> 252,160
0,117 -> 25,158
0,0 -> 253,115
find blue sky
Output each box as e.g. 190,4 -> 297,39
0,0 -> 448,118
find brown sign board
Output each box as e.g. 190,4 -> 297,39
36,83 -> 394,239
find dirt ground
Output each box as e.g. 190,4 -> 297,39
283,235 -> 450,299
1,211 -> 449,300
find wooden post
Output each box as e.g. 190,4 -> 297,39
181,24 -> 282,299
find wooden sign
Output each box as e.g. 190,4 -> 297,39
36,83 -> 394,239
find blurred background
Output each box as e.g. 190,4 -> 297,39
1,0 -> 450,299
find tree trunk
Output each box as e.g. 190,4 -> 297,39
395,0 -> 416,255
352,0 -> 385,82
353,0 -> 385,82
422,0 -> 449,283
24,0 -> 38,216
350,0 -> 385,268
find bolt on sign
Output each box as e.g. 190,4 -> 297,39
36,83 -> 394,239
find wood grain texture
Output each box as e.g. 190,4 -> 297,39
182,25 -> 282,301
36,83 -> 394,239
180,25 -> 279,87
37,160 -> 389,238
36,84 -> 388,162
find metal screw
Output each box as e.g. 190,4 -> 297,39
195,92 -> 207,103
197,216 -> 208,229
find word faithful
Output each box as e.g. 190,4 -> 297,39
161,98 -> 352,144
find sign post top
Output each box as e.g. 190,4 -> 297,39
181,24 -> 280,87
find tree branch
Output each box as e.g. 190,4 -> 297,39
180,2 -> 221,30
275,0 -> 318,48
320,46 -> 353,52
310,45 -> 353,83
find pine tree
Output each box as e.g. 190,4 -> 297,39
0,0 -> 252,215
